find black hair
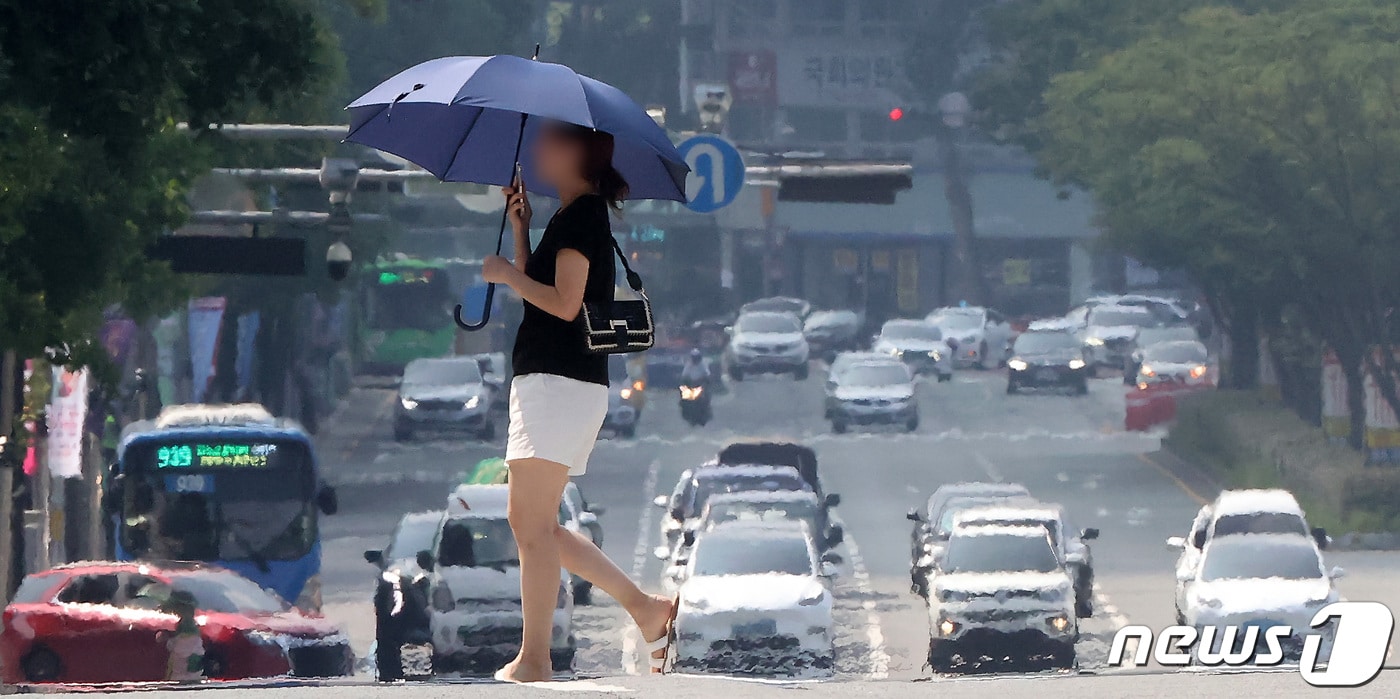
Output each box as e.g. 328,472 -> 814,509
559,123 -> 630,212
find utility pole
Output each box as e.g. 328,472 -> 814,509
0,350 -> 18,601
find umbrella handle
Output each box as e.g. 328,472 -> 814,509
454,283 -> 496,331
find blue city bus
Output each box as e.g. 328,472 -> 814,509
108,404 -> 338,610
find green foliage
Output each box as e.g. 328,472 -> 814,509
544,0 -> 680,108
0,1 -> 338,358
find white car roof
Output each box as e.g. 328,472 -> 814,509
952,523 -> 1052,539
700,519 -> 814,541
694,464 -> 803,479
1212,489 -> 1305,517
706,490 -> 819,506
955,504 -> 1063,526
447,484 -> 510,517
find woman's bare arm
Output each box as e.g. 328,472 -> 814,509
498,249 -> 589,322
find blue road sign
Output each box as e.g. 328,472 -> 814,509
677,135 -> 745,213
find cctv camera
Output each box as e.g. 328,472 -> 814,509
326,241 -> 352,281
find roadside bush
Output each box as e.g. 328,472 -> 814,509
1166,390 -> 1400,532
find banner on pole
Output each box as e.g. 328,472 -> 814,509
48,367 -> 89,478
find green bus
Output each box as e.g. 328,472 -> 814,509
356,257 -> 458,375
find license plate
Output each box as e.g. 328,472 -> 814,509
732,619 -> 777,638
1037,369 -> 1059,382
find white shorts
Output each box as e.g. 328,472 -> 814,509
506,373 -> 609,476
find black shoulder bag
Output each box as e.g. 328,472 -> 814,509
579,237 -> 655,355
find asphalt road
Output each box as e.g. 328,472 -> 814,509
307,365 -> 1400,691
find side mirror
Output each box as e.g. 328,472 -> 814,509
589,506 -> 607,516
825,493 -> 841,508
652,495 -> 669,508
1312,527 -> 1330,550
826,526 -> 844,548
1165,536 -> 1186,549
1329,566 -> 1346,579
1081,528 -> 1100,541
364,549 -> 384,566
670,507 -> 685,521
416,550 -> 435,572
317,484 -> 339,515
682,531 -> 696,547
906,508 -> 924,523
652,545 -> 671,560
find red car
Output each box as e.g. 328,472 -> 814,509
1,562 -> 352,684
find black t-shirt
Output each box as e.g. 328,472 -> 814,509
511,193 -> 615,386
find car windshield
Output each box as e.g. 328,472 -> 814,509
937,497 -> 1024,532
693,473 -> 807,514
1144,342 -> 1207,364
692,533 -> 813,576
387,513 -> 442,560
1014,332 -> 1079,353
961,518 -> 1060,547
1201,540 -> 1323,581
806,311 -> 857,330
1089,309 -> 1155,327
842,363 -> 910,387
707,499 -> 817,526
1213,511 -> 1309,538
883,323 -> 940,341
438,517 -> 519,569
737,314 -> 799,334
1137,327 -> 1198,346
933,312 -> 983,330
403,360 -> 481,385
942,533 -> 1061,574
169,571 -> 289,614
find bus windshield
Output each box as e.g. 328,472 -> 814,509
118,437 -> 318,564
364,266 -> 452,331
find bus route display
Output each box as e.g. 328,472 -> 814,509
155,442 -> 279,469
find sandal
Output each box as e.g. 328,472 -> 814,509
644,596 -> 680,674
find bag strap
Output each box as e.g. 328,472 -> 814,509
609,236 -> 644,292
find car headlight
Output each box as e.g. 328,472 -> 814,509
1140,364 -> 1156,377
888,347 -> 903,357
632,379 -> 645,392
928,350 -> 941,360
1190,365 -> 1207,378
400,397 -> 418,410
1047,615 -> 1071,632
937,618 -> 959,637
1068,358 -> 1086,370
1007,359 -> 1028,372
464,395 -> 480,410
619,388 -> 633,400
1085,337 -> 1105,346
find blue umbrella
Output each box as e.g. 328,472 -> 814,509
345,51 -> 689,330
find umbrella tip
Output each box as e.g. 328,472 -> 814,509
532,43 -> 540,60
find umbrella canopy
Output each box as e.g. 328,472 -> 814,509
346,55 -> 688,202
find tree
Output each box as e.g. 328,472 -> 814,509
0,1 -> 338,362
544,0 -> 681,110
1035,1 -> 1400,442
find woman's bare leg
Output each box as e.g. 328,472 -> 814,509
500,458 -> 572,683
553,522 -> 673,663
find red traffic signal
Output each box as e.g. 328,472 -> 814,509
888,107 -> 905,121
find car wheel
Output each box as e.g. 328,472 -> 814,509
1075,595 -> 1093,619
1006,382 -> 1017,395
573,581 -> 593,606
938,372 -> 952,383
21,647 -> 62,682
550,646 -> 576,673
831,420 -> 848,434
794,363 -> 810,380
477,419 -> 496,441
1087,363 -> 1100,379
905,416 -> 919,432
729,366 -> 744,381
977,342 -> 989,370
1075,381 -> 1089,396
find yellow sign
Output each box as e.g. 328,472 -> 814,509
1003,259 -> 1031,286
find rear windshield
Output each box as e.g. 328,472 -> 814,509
12,574 -> 61,604
1213,512 -> 1308,538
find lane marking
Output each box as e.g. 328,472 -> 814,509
834,514 -> 889,680
1136,453 -> 1208,505
622,458 -> 663,675
1093,583 -> 1130,629
973,452 -> 1004,483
